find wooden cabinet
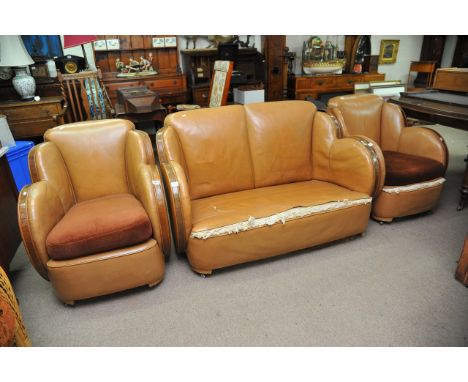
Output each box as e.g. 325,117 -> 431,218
0,96 -> 65,139
288,73 -> 385,100
94,35 -> 189,106
0,150 -> 21,271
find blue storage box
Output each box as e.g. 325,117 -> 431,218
6,141 -> 34,192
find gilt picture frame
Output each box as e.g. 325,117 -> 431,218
378,39 -> 400,64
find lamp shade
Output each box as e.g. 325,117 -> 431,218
63,35 -> 97,49
0,35 -> 34,67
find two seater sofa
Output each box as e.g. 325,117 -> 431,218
157,101 -> 385,275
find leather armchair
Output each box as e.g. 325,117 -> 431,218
18,119 -> 171,305
328,94 -> 448,222
157,101 -> 382,275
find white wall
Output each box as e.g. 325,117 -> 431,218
441,35 -> 457,67
286,35 -> 424,83
370,35 -> 423,83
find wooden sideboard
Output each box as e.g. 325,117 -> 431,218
101,72 -> 188,107
288,73 -> 385,100
0,148 -> 21,271
0,96 -> 65,139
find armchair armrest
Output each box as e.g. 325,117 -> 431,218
398,126 -> 449,170
329,135 -> 385,197
126,129 -> 171,257
313,112 -> 385,197
17,181 -> 65,280
131,163 -> 171,257
160,160 -> 192,254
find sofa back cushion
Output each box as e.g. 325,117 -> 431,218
244,101 -> 315,188
165,105 -> 254,200
328,94 -> 384,144
44,119 -> 133,202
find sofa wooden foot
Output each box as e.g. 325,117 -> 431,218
64,300 -> 75,307
148,281 -> 159,288
373,215 -> 393,224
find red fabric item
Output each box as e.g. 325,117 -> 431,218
46,194 -> 152,260
63,35 -> 97,49
383,151 -> 445,186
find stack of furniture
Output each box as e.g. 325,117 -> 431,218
181,48 -> 264,107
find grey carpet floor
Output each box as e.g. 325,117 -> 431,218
9,124 -> 468,346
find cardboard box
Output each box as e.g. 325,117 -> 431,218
233,88 -> 264,104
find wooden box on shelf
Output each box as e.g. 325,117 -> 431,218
94,35 -> 189,106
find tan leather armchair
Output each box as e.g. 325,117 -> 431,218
18,119 -> 171,305
157,101 -> 383,275
328,94 -> 448,222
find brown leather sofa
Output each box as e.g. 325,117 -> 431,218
157,101 -> 383,275
328,94 -> 448,223
18,120 -> 171,305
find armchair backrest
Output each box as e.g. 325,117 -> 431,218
328,94 -> 384,144
164,101 -> 317,200
39,119 -> 134,203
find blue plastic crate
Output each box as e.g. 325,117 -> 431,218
6,141 -> 34,192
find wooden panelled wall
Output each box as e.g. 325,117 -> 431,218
94,35 -> 179,75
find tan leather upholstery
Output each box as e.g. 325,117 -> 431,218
329,94 -> 448,222
158,101 -> 379,273
18,119 -> 170,304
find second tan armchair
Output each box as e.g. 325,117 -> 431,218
328,94 -> 448,222
18,119 -> 171,305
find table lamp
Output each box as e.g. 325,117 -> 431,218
0,35 -> 35,101
63,35 -> 97,69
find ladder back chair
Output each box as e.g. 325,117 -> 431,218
58,69 -> 115,122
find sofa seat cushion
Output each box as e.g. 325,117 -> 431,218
46,194 -> 152,260
191,180 -> 371,239
188,180 -> 372,273
383,151 -> 445,186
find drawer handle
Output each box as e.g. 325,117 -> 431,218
317,81 -> 324,85
202,94 -> 208,99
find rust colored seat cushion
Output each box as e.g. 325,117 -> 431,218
46,194 -> 152,260
383,151 -> 445,186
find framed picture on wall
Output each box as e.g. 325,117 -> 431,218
378,39 -> 400,64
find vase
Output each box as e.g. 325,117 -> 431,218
12,67 -> 36,101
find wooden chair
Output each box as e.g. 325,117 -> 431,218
58,69 -> 115,122
407,61 -> 437,89
175,60 -> 233,111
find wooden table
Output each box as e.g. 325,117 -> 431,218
0,147 -> 21,272
0,96 -> 66,139
390,90 -> 468,131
